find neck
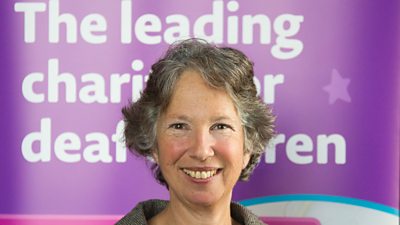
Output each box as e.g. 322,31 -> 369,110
151,192 -> 236,225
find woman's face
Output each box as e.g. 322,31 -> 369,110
154,70 -> 250,206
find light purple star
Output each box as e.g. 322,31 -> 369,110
323,69 -> 351,104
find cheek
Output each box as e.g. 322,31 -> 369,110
214,137 -> 245,164
157,136 -> 189,163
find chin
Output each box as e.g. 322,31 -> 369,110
185,191 -> 224,206
189,197 -> 217,206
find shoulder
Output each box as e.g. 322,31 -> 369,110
231,202 -> 266,225
115,199 -> 169,225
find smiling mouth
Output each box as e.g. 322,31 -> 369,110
182,168 -> 219,179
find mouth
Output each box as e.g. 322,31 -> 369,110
182,168 -> 221,180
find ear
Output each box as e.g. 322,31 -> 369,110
242,151 -> 251,169
151,149 -> 159,164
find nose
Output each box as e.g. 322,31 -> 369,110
188,128 -> 215,161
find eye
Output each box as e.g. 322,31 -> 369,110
168,123 -> 187,130
166,122 -> 190,137
211,123 -> 234,131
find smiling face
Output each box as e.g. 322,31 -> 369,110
153,70 -> 250,207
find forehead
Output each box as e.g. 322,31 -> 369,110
163,70 -> 239,118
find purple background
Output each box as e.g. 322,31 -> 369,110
1,0 -> 399,215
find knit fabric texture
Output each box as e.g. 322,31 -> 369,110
115,199 -> 266,225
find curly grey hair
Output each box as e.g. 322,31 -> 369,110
122,38 -> 275,187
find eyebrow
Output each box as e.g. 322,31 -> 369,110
210,116 -> 236,122
163,112 -> 240,124
164,114 -> 236,122
163,114 -> 191,122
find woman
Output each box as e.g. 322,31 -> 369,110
117,39 -> 275,225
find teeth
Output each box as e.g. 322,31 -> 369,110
183,169 -> 218,179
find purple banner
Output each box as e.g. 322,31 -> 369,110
1,0 -> 399,224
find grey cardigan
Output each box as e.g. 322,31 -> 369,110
116,199 -> 265,225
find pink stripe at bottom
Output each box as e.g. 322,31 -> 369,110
0,214 -> 122,225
